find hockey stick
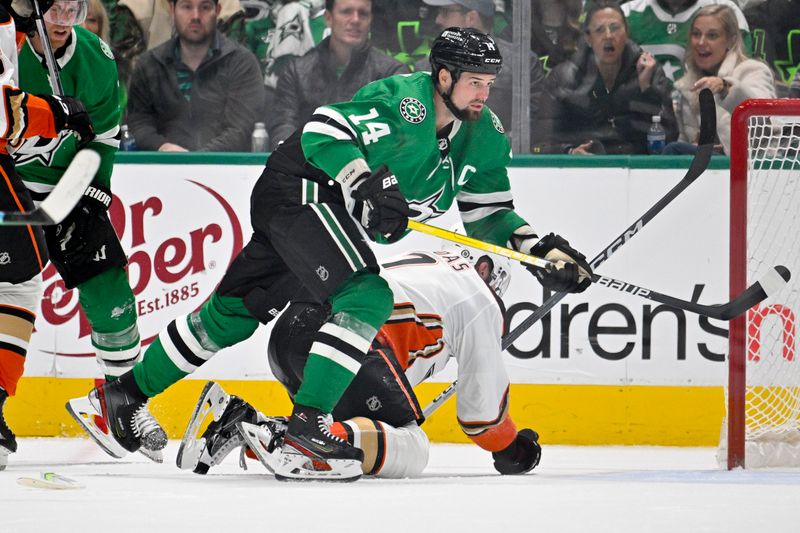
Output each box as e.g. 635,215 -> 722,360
0,149 -> 100,225
421,89 -> 718,417
410,221 -> 790,318
31,0 -> 64,95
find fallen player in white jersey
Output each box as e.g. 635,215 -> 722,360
177,247 -> 541,478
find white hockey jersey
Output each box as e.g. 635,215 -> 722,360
378,249 -> 517,451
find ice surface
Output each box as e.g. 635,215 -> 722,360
2,439 -> 799,533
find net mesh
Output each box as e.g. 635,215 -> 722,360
720,113 -> 800,468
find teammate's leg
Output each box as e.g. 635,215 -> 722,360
67,237 -> 300,455
264,200 -> 395,480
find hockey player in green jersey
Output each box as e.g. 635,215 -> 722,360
11,0 -> 167,460
68,27 -> 592,481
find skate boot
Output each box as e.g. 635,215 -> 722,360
66,375 -> 158,458
274,404 -> 363,482
0,388 -> 16,471
178,381 -> 263,474
238,416 -> 289,474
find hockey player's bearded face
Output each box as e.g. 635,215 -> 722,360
447,72 -> 495,122
172,0 -> 221,46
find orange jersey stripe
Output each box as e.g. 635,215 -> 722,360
377,303 -> 444,370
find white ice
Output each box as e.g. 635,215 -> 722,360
2,439 -> 799,533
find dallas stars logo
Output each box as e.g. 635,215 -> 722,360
399,97 -> 426,124
10,133 -> 70,167
407,189 -> 447,221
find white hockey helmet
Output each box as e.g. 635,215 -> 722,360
441,228 -> 511,297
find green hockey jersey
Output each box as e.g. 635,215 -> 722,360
12,26 -> 120,191
622,0 -> 752,83
296,71 -> 527,246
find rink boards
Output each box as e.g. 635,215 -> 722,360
10,154 -> 785,446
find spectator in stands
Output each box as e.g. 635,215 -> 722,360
742,0 -> 800,96
534,0 -> 677,155
126,0 -> 265,151
622,0 -> 752,83
111,0 -> 246,87
666,4 -> 775,154
84,0 -> 111,42
530,0 -> 583,72
267,0 -> 407,149
419,0 -> 545,142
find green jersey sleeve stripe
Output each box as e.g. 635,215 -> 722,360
303,122 -> 353,142
312,106 -> 357,138
456,190 -> 514,204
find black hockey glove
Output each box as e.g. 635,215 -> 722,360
492,429 -> 542,475
515,231 -> 593,294
346,165 -> 411,243
40,94 -> 96,149
51,184 -> 112,264
8,0 -> 55,35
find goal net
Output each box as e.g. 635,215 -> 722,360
720,99 -> 800,469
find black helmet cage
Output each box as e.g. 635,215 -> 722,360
429,27 -> 503,88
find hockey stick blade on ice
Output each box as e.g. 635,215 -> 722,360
420,90 -> 719,417
0,149 -> 100,226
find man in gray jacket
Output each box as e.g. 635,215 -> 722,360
126,0 -> 265,152
267,0 -> 407,149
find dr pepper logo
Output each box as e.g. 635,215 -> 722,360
39,178 -> 244,356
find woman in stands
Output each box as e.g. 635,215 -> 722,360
666,4 -> 775,155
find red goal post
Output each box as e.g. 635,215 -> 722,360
725,98 -> 800,469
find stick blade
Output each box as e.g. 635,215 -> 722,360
37,149 -> 101,224
717,265 -> 791,320
697,88 -> 716,145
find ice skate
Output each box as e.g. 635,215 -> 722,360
66,379 -> 164,458
273,404 -> 363,482
177,381 -> 261,474
237,416 -> 289,474
0,388 -> 15,470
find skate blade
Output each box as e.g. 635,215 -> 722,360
17,472 -> 84,490
65,396 -> 128,459
138,446 -> 164,463
176,381 -> 230,470
0,448 -> 8,471
237,421 -> 281,474
273,446 -> 362,482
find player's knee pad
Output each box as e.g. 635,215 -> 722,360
335,418 -> 429,478
198,293 -> 260,348
0,275 -> 42,395
329,270 -> 393,332
267,301 -> 330,397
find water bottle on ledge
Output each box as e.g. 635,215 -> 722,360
252,122 -> 269,152
647,115 -> 665,155
120,124 -> 137,151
